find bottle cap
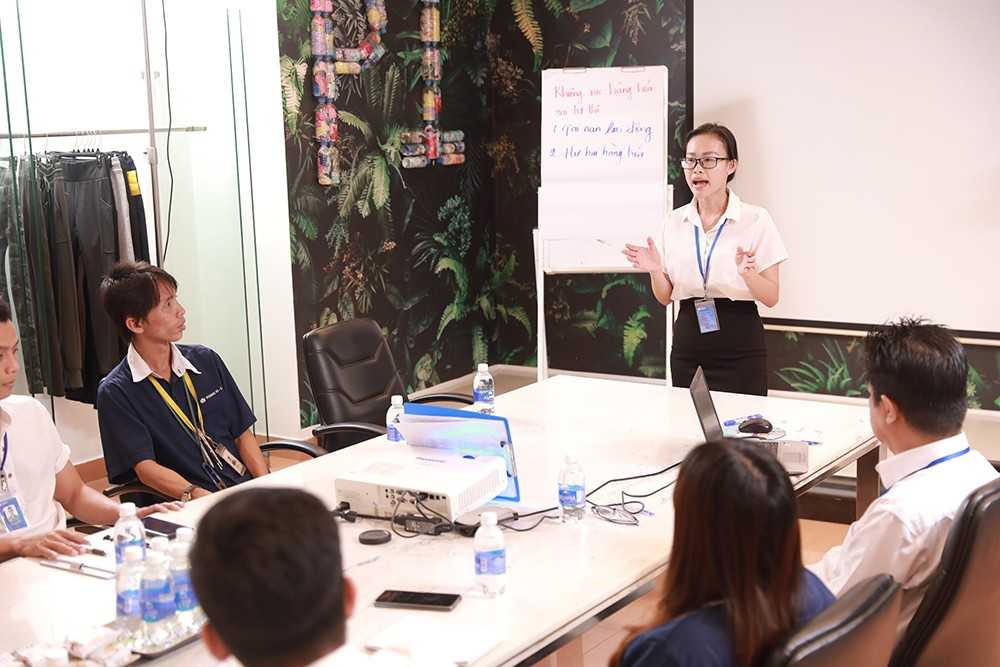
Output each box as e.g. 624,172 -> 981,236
480,511 -> 497,527
175,526 -> 195,543
477,363 -> 489,372
149,536 -> 170,552
118,502 -> 137,517
391,395 -> 403,406
123,545 -> 144,563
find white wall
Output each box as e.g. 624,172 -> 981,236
694,0 -> 1000,332
3,0 -> 303,465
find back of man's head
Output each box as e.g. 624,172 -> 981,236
0,296 -> 10,323
865,317 -> 967,437
190,488 -> 347,667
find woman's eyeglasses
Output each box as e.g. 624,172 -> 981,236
680,156 -> 731,170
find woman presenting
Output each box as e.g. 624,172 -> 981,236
624,123 -> 787,395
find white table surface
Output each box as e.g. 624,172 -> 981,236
0,375 -> 875,665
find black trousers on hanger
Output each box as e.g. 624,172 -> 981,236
62,159 -> 120,378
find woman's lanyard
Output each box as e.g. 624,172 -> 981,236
694,220 -> 728,296
148,373 -> 229,488
1,433 -> 9,495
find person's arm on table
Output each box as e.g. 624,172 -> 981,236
135,459 -> 211,500
55,461 -> 183,523
235,428 -> 268,478
736,246 -> 780,307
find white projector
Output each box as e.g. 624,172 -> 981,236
334,452 -> 508,522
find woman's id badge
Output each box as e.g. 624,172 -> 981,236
695,298 -> 721,334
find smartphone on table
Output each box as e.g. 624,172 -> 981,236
373,590 -> 462,612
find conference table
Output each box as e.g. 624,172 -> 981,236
1,375 -> 878,665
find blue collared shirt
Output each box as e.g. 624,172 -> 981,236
97,344 -> 256,490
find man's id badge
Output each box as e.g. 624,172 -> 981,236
214,443 -> 247,476
0,495 -> 30,533
695,298 -> 721,334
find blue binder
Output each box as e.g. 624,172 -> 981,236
401,403 -> 521,502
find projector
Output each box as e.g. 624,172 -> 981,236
334,452 -> 508,522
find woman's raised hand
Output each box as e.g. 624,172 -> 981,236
623,237 -> 664,273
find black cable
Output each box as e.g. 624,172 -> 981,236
389,496 -> 419,539
159,0 -> 175,263
500,513 -> 561,532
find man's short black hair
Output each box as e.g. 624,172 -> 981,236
0,296 -> 10,323
100,261 -> 178,340
865,317 -> 968,436
190,488 -> 345,667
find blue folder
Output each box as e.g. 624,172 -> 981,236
401,403 -> 521,502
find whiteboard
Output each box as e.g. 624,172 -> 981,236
538,66 -> 669,272
695,0 -> 1000,333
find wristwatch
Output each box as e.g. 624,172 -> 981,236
181,484 -> 195,503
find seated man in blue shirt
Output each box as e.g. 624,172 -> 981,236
97,261 -> 268,501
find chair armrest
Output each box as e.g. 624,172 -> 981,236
408,392 -> 474,406
103,482 -> 173,503
313,422 -> 388,439
260,439 -> 325,459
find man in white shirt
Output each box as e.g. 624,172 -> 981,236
192,487 -> 435,667
0,297 -> 179,562
809,317 -> 998,635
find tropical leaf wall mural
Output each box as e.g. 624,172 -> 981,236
276,1 -> 999,424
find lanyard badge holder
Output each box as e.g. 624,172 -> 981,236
694,221 -> 728,334
0,434 -> 31,534
149,374 -> 247,489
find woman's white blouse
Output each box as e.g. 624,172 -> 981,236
661,190 -> 789,302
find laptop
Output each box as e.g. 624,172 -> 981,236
688,367 -> 809,475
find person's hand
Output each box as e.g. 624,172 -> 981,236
736,246 -> 758,275
623,237 -> 664,273
137,501 -> 186,518
14,529 -> 89,559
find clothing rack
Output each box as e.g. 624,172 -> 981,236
0,126 -> 206,139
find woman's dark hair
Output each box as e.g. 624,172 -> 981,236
686,122 -> 739,182
190,488 -> 346,667
865,317 -> 967,436
100,260 -> 178,340
610,440 -> 803,667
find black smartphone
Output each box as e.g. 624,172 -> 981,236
73,524 -> 108,535
373,590 -> 461,612
141,516 -> 185,538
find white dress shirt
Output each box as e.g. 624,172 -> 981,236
0,396 -> 72,539
809,432 -> 998,636
126,342 -> 201,383
661,190 -> 789,301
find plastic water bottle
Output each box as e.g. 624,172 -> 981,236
386,395 -> 405,443
474,512 -> 506,597
115,545 -> 145,648
113,503 -> 146,566
148,536 -> 170,555
141,551 -> 176,648
175,526 -> 195,545
558,456 -> 587,523
473,363 -> 495,414
170,542 -> 203,635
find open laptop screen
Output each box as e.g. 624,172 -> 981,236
689,366 -> 725,441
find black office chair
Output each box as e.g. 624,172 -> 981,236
889,477 -> 1000,667
103,439 -> 326,507
303,318 -> 472,452
764,574 -> 901,667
